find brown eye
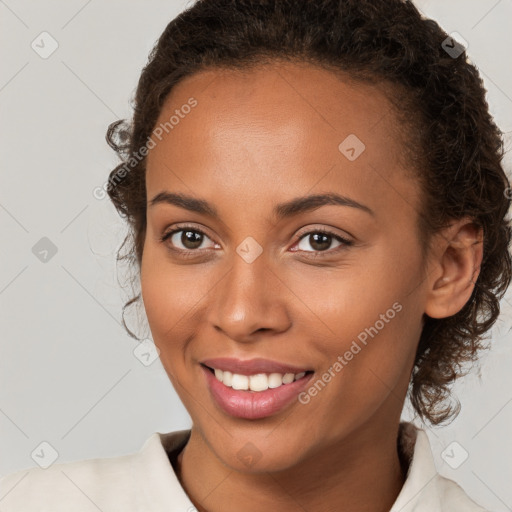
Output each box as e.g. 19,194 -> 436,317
178,230 -> 203,250
303,232 -> 333,251
294,229 -> 353,256
161,226 -> 216,253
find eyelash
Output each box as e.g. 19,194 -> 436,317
159,224 -> 353,259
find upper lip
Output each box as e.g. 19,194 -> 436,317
201,357 -> 312,375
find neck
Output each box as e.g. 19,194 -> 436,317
175,418 -> 408,512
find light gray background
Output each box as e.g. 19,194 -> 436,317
1,1 -> 511,510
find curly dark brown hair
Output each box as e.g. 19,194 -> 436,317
105,0 -> 512,425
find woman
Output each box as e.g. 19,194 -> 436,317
1,0 -> 510,510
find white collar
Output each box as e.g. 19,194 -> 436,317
133,421 -> 484,511
390,422 -> 443,511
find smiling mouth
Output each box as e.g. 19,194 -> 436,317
201,363 -> 314,392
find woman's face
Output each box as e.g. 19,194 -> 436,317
141,62 -> 429,472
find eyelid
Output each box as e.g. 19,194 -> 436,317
294,224 -> 354,243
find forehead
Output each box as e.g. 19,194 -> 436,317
145,61 -> 420,223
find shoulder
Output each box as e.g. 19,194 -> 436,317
0,430 -> 193,512
434,473 -> 489,512
0,450 -> 138,511
394,422 -> 490,512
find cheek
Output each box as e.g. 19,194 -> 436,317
298,242 -> 424,406
298,304 -> 420,446
345,304 -> 420,422
140,242 -> 217,373
141,243 -> 195,331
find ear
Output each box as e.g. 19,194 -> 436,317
424,218 -> 484,319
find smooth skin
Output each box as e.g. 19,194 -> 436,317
140,61 -> 483,512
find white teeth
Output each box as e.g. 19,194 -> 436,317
223,370 -> 233,386
231,373 -> 249,390
268,373 -> 283,388
249,373 -> 268,391
211,368 -> 308,392
282,373 -> 295,384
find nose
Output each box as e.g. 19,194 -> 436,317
207,250 -> 291,343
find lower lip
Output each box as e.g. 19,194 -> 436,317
201,365 -> 314,420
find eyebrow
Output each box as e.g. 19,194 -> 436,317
148,191 -> 375,220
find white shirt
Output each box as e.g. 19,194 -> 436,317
0,421 -> 488,511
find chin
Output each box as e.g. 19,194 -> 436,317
202,422 -> 315,473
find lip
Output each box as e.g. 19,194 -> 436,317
200,357 -> 312,375
201,364 -> 314,420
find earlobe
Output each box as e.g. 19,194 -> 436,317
424,218 -> 483,319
